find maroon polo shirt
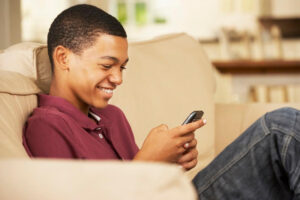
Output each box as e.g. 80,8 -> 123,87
23,94 -> 139,160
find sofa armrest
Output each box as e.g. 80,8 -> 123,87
0,159 -> 197,200
215,103 -> 300,155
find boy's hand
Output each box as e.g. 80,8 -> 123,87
177,138 -> 198,170
134,119 -> 206,166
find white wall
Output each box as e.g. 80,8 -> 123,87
124,0 -> 261,41
272,0 -> 300,16
167,0 -> 273,38
21,0 -> 110,43
21,0 -> 71,43
168,0 -> 221,39
126,0 -> 300,41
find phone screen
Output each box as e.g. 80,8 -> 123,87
182,111 -> 204,125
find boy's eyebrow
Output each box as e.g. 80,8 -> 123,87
100,56 -> 129,64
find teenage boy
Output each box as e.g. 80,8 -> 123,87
23,4 -> 300,200
23,4 -> 203,171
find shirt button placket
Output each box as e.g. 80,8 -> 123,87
98,133 -> 104,139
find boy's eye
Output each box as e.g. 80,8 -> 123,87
100,64 -> 127,71
102,65 -> 112,69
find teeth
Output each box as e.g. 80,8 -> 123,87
101,88 -> 113,94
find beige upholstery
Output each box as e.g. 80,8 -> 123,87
0,159 -> 197,200
0,42 -> 51,92
0,71 -> 41,158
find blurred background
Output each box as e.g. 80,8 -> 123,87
1,0 -> 300,104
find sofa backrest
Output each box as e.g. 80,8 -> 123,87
0,33 -> 216,177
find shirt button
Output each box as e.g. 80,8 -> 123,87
95,127 -> 101,131
98,133 -> 104,139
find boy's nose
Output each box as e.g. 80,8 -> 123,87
108,68 -> 123,85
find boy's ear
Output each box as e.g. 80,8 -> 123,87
52,45 -> 70,71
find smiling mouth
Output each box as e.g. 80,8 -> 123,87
97,86 -> 114,94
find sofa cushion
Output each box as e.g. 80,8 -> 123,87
0,159 -> 197,200
0,70 -> 40,158
0,70 -> 41,94
110,33 -> 216,178
0,42 -> 52,92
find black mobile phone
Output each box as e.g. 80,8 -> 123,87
182,111 -> 204,125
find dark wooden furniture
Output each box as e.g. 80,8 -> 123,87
259,17 -> 300,38
212,60 -> 300,74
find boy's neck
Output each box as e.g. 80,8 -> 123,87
49,81 -> 90,115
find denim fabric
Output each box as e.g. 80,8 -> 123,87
193,107 -> 300,200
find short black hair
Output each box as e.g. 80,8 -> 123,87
47,4 -> 127,70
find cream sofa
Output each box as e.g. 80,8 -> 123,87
1,33 -> 299,199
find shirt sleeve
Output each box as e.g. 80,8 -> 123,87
23,116 -> 76,158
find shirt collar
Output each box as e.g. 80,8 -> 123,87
38,94 -> 102,130
89,111 -> 101,122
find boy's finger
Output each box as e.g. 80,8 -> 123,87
181,158 -> 198,171
171,119 -> 207,137
178,148 -> 198,163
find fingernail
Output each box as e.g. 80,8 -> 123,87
203,119 -> 207,124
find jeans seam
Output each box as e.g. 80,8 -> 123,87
261,114 -> 271,136
269,130 -> 300,190
268,109 -> 297,170
270,123 -> 300,140
281,135 -> 292,169
271,127 -> 300,143
197,117 -> 270,194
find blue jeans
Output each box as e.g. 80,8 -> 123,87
193,107 -> 300,200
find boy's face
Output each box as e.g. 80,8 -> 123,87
65,34 -> 128,110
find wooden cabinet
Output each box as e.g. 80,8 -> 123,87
213,60 -> 300,74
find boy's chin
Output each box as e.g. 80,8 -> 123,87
92,101 -> 109,109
